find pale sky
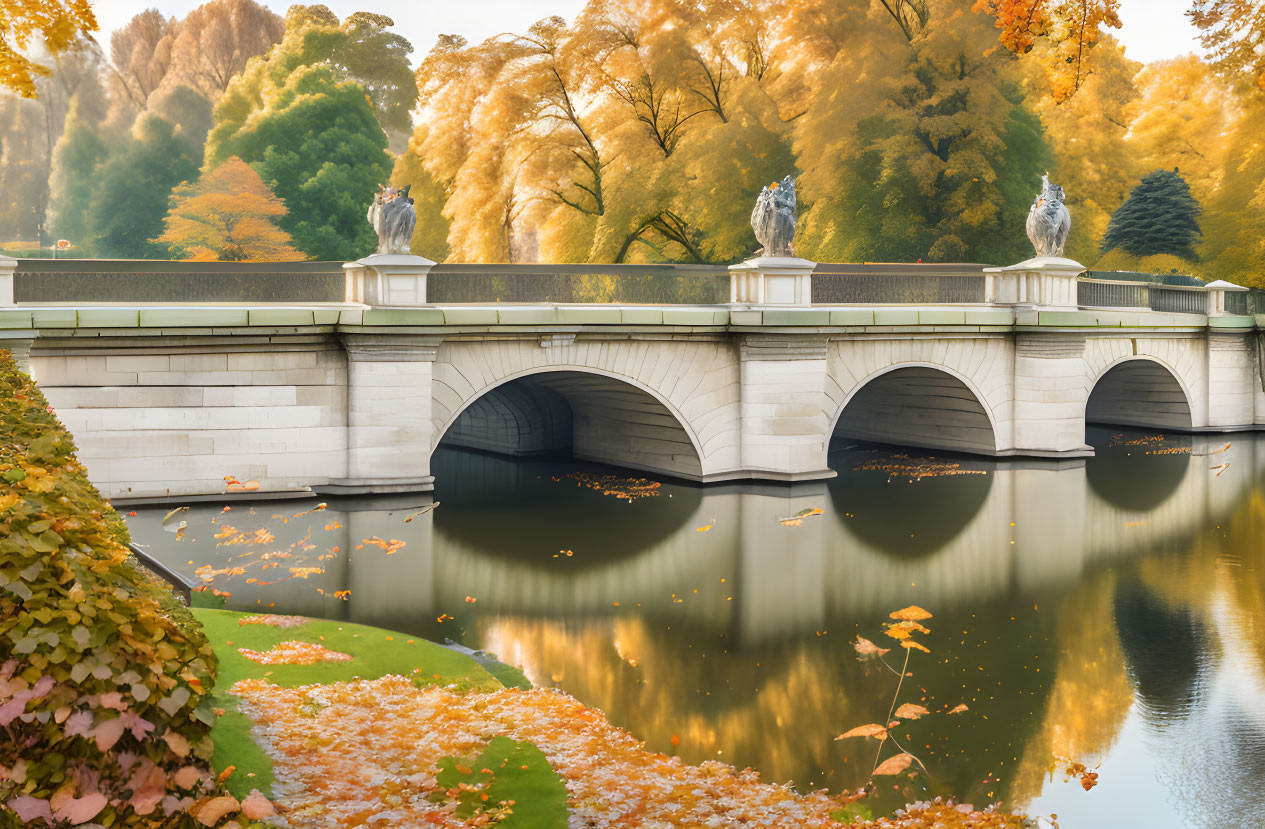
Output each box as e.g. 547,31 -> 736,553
90,0 -> 1205,66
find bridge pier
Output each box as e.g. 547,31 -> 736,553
1012,334 -> 1094,457
737,336 -> 836,482
318,335 -> 440,495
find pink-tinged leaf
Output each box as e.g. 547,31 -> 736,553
9,795 -> 52,824
93,716 -> 126,752
51,791 -> 107,824
98,691 -> 125,710
162,794 -> 194,816
63,710 -> 93,738
173,765 -> 202,790
31,675 -> 54,697
194,795 -> 239,826
0,691 -> 33,726
241,790 -> 276,819
127,761 -> 167,815
163,730 -> 191,757
120,712 -> 155,741
894,703 -> 930,720
835,723 -> 888,740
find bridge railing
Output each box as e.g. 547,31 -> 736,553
1075,278 -> 1211,314
4,258 -> 1258,317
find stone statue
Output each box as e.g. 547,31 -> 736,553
1026,173 -> 1071,258
368,184 -> 417,255
751,175 -> 797,257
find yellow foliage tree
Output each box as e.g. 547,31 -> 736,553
1125,55 -> 1241,201
0,0 -> 97,98
155,156 -> 305,261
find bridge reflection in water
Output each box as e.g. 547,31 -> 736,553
131,431 -> 1265,826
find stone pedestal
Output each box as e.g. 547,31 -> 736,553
984,256 -> 1083,308
729,256 -> 816,306
0,255 -> 16,307
1205,280 -> 1248,316
344,253 -> 435,307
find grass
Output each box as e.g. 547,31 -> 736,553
193,608 -> 519,799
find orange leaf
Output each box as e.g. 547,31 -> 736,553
901,639 -> 930,653
835,723 -> 888,740
889,605 -> 932,621
873,753 -> 914,775
894,703 -> 929,720
948,703 -> 969,714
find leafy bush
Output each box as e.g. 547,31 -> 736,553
0,350 -> 267,827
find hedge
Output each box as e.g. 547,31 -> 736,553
0,349 -> 269,828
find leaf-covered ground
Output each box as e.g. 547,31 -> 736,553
191,607 -> 522,800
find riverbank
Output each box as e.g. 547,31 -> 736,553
198,604 -> 1028,828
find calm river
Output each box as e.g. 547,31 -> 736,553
128,428 -> 1265,828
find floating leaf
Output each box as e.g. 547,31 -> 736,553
894,703 -> 929,720
404,503 -> 439,522
901,640 -> 930,653
889,606 -> 932,621
853,636 -> 890,658
835,723 -> 887,740
948,703 -> 969,715
873,753 -> 914,775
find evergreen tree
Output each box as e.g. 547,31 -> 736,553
84,116 -> 198,258
1101,169 -> 1203,260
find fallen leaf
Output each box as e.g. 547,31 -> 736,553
947,703 -> 969,714
853,636 -> 890,658
404,503 -> 440,522
835,723 -> 888,740
873,753 -> 914,776
894,703 -> 929,720
901,640 -> 930,653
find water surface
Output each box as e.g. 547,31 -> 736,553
128,428 -> 1265,827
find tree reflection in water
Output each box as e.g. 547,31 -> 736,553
128,430 -> 1265,826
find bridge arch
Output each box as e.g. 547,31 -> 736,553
1086,356 -> 1194,431
433,366 -> 707,481
828,364 -> 1000,456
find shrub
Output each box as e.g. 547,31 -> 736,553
0,350 -> 266,827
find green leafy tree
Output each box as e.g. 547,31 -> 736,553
205,7 -> 400,260
1101,169 -> 1203,260
47,111 -> 110,245
84,116 -> 198,258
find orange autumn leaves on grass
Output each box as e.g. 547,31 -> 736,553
232,675 -> 1024,829
155,156 -> 304,262
237,641 -> 352,666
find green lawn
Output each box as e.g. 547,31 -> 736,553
193,608 -> 531,799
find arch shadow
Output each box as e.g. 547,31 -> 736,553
434,368 -> 705,482
829,365 -> 999,457
1087,357 -> 1194,431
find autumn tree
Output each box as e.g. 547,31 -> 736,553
163,0 -> 285,101
1188,0 -> 1265,90
795,0 -> 1052,263
1101,169 -> 1203,260
0,0 -> 97,98
1125,55 -> 1239,201
1199,105 -> 1265,285
83,115 -> 199,258
156,156 -> 304,261
107,9 -> 176,114
974,0 -> 1123,101
1021,36 -> 1140,261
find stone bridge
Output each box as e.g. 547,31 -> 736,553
1,254 -> 1262,501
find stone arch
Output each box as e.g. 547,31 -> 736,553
1086,356 -> 1194,430
433,366 -> 707,481
430,338 -> 741,480
828,364 -> 1000,456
